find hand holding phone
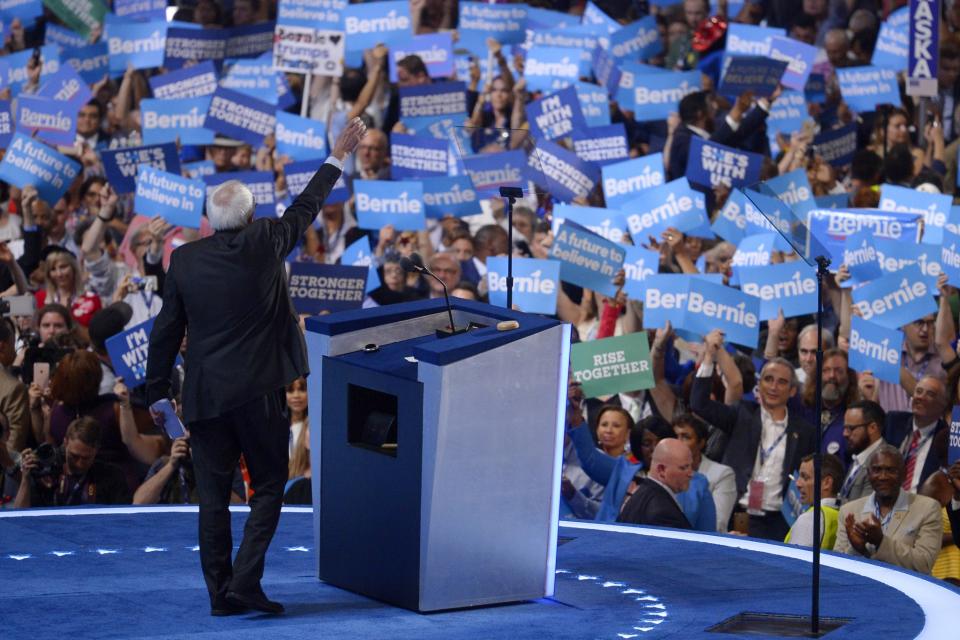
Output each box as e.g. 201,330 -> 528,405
33,362 -> 50,390
150,399 -> 185,439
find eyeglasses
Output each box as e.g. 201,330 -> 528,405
911,318 -> 935,327
842,422 -> 871,433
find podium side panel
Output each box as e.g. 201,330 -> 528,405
305,330 -> 331,572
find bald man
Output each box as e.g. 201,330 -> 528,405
617,439 -> 694,529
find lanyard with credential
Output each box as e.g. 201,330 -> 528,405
759,428 -> 788,467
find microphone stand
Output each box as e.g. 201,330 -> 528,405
401,255 -> 465,338
499,186 -> 524,310
810,254 -> 830,636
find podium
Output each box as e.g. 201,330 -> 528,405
304,298 -> 570,612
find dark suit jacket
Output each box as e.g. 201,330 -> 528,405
146,162 -> 342,423
950,502 -> 960,548
884,412 -> 946,490
690,376 -> 816,501
617,478 -> 691,529
666,106 -> 769,181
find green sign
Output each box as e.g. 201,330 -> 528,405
570,333 -> 655,398
42,0 -> 107,39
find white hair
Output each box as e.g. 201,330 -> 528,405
207,180 -> 255,231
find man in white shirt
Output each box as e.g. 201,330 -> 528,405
840,400 -> 886,503
785,453 -> 843,548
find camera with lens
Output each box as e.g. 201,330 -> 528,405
31,443 -> 64,479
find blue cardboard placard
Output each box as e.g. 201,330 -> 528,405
718,56 -> 787,99
620,178 -> 707,244
591,47 -> 622,97
341,236 -> 380,294
62,43 -> 109,85
388,32 -> 454,82
164,26 -> 227,70
949,407 -> 960,465
762,169 -> 817,217
609,15 -> 660,61
553,203 -> 628,245
815,194 -> 849,210
275,110 -> 328,162
529,138 -> 600,204
526,86 -> 589,142
808,208 -> 922,265
461,150 -> 527,198
106,16 -> 167,73
805,72 -> 827,104
284,158 -> 325,198
389,132 -> 447,179
288,263 -> 368,314
686,136 -> 764,189
572,123 -> 628,167
183,160 -> 215,180
44,22 -> 88,48
342,0 -> 411,52
421,175 -> 481,219
2,0 -> 43,26
837,66 -> 901,113
622,70 -> 700,121
105,317 -> 167,387
204,87 -> 275,146
573,81 -> 611,127
134,166 -> 205,229
842,228 -> 884,285
813,123 -> 857,167
4,45 -> 60,95
941,227 -> 960,286
582,1 -> 619,34
204,170 -> 275,219
731,233 -> 776,274
525,5 -> 576,29
523,46 -> 581,93
738,261 -> 818,320
725,23 -> 784,58
398,81 -> 467,120
486,256 -> 560,315
621,244 -> 661,300
225,21 -> 277,60
36,64 -> 92,110
551,220 -> 625,298
354,180 -> 425,231
682,277 -> 760,348
101,143 -> 181,195
457,1 -> 527,52
872,19 -> 908,70
767,90 -> 807,136
0,100 -> 13,148
878,183 -> 951,246
642,274 -> 693,330
851,264 -> 937,329
769,36 -> 816,91
601,153 -> 666,209
149,61 -> 219,99
141,97 -> 214,146
848,317 -> 904,383
907,0 -> 939,97
0,133 -> 80,204
15,95 -> 77,146
114,0 -> 166,20
277,0 -> 345,29
873,238 -> 941,289
221,54 -> 281,104
527,25 -> 608,78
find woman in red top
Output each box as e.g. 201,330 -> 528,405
34,246 -> 101,327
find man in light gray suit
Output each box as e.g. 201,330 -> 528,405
835,445 -> 941,574
839,400 -> 886,504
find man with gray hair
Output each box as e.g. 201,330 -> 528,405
146,117 -> 367,616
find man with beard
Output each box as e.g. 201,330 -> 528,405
789,348 -> 857,463
839,400 -> 886,503
883,376 -> 949,495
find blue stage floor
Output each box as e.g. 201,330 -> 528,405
1,507 -> 957,639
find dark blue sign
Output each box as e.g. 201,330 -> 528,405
686,137 -> 764,189
102,144 -> 181,195
289,263 -> 368,314
203,87 -> 276,146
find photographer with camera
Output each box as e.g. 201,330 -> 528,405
13,416 -> 130,508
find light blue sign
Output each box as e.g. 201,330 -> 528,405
941,227 -> 960,286
134,166 -> 205,229
37,64 -> 92,110
114,0 -> 166,19
4,45 -> 59,95
341,236 -> 380,294
149,61 -> 219,99
388,32 -> 454,82
62,43 -> 109,85
16,95 -> 77,146
848,317 -> 903,383
873,238 -> 941,290
642,274 -> 691,330
106,16 -> 167,73
851,264 -> 937,329
389,132 -> 447,179
275,110 -> 328,162
718,56 -> 787,98
842,228 -> 883,285
105,317 -> 159,387
553,203 -> 628,245
725,23 -> 783,57
486,256 -> 560,315
762,169 -> 816,217
527,25 -> 608,78
524,46 -> 581,93
622,245 -> 660,300
591,47 -> 622,97
739,261 -> 818,320
623,70 -> 700,121
878,183 -> 951,245
815,194 -> 849,210
572,124 -> 628,167
526,6 -> 576,29
421,175 -> 481,219
526,85 -> 588,141
551,221 -> 625,297
101,143 -> 181,195
609,15 -> 659,61
837,66 -> 901,113
808,208 -> 922,264
221,54 -> 281,104
398,81 -> 467,120
872,19 -> 908,70
342,0 -> 411,52
0,132 -> 80,204
457,1 -> 527,52
582,1 -> 619,34
2,0 -> 43,26
277,0 -> 346,29
530,139 -> 600,204
354,179 -> 425,231
183,160 -> 215,179
769,36 -> 816,91
620,178 -> 707,245
461,150 -> 527,198
204,171 -> 275,219
683,277 -> 760,348
141,97 -> 214,146
767,90 -> 807,136
573,81 -> 611,127
204,87 -> 276,146
289,263 -> 367,314
601,153 -> 665,209
687,136 -> 764,189
731,233 -> 776,275
44,23 -> 87,48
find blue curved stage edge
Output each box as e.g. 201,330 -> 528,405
2,506 -> 959,640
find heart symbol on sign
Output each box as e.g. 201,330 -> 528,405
330,34 -> 342,45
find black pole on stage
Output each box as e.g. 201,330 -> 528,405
499,186 -> 524,310
811,255 -> 830,635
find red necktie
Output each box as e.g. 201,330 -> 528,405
902,429 -> 922,491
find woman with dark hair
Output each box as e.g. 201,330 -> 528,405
673,414 -> 731,531
466,38 -> 526,152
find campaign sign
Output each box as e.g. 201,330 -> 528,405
354,180 -> 425,231
815,194 -> 849,210
738,261 -> 817,320
283,158 -> 325,199
204,87 -> 275,146
712,189 -> 758,245
164,27 -> 227,70
620,178 -> 707,243
621,244 -> 660,300
461,150 -> 527,198
872,19 -> 908,70
879,183 -> 950,245
4,45 -> 59,95
813,123 -> 857,167
204,171 -> 275,219
848,317 -> 903,383
572,124 -> 628,167
940,227 -> 960,285
273,25 -> 345,76
288,263 -> 367,314
769,36 -> 816,91
341,236 -> 380,294
36,64 -> 92,110
525,26 -> 606,78
141,97 -> 214,146
486,256 -> 560,315
725,23 -> 783,58
601,153 -> 665,209
837,66 -> 901,113
224,22 -> 275,60
570,333 -> 654,398
15,95 -> 77,146
389,132 -> 447,179
43,0 -> 106,38
907,0 -> 939,97
275,111 -> 327,162
420,175 -> 480,219
62,42 -> 109,85
767,90 -> 807,136
526,86 -> 588,142
682,277 -> 760,348
105,317 -> 158,387
873,238 -> 941,289
221,55 -> 281,104
342,0 -> 410,52
842,228 -> 884,285
731,233 -> 776,275
551,220 -> 626,297
149,62 -> 219,100
106,17 -> 167,73
553,203 -> 628,244
44,23 -> 88,49
0,101 -> 13,148
0,133 -> 80,204
530,139 -> 600,204
851,264 -> 937,329
4,0 -> 44,27
609,15 -> 660,62
388,32 -> 454,82
183,160 -> 215,180
457,1 -> 527,51
398,81 -> 467,120
101,143 -> 181,195
687,137 -> 763,189
524,46 -> 581,93
134,166 -> 205,229
582,0 -> 619,34
718,56 -> 787,99
950,407 -> 960,465
591,46 -> 622,97
276,0 -> 345,29
573,81 -> 611,128
625,70 -> 700,121
114,0 -> 165,19
763,169 -> 817,217
807,208 -> 921,264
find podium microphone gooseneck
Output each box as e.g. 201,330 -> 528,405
499,186 -> 524,310
400,253 -> 460,337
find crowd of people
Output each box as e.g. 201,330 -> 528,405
1,0 -> 960,588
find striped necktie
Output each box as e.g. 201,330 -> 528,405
902,429 -> 922,491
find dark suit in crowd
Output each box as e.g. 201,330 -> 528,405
884,412 -> 947,490
617,478 -> 692,529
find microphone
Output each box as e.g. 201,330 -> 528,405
403,252 -> 459,338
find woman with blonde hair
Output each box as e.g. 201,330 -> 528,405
35,246 -> 101,327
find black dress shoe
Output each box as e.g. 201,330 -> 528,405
225,589 -> 285,614
210,600 -> 248,617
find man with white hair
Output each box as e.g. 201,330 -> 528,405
146,117 -> 366,617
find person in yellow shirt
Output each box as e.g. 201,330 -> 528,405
785,454 -> 844,549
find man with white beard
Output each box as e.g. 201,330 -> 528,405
789,348 -> 855,466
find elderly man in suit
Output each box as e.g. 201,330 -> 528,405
618,438 -> 694,529
147,118 -> 367,616
835,445 -> 942,574
884,375 -> 948,495
839,400 -> 886,503
690,346 -> 816,540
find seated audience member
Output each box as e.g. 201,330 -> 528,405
884,375 -> 949,494
835,445 -> 941,574
919,451 -> 960,585
785,453 -> 844,549
426,252 -> 461,299
839,400 -> 886,503
284,423 -> 311,505
617,439 -> 693,529
14,417 -> 130,507
673,414 -> 737,531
